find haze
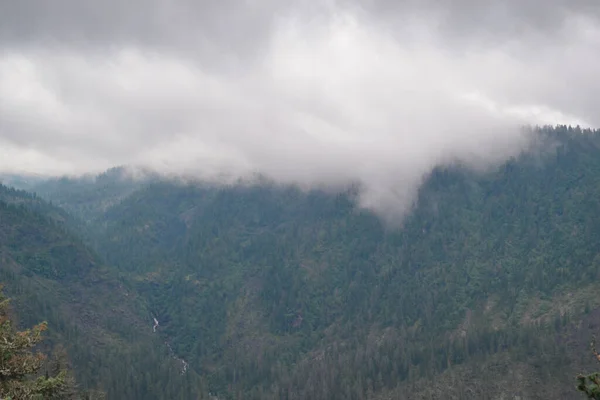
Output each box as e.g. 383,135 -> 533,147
1,0 -> 599,218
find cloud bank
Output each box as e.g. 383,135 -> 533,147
1,0 -> 599,218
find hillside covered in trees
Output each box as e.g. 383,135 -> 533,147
4,125 -> 600,398
0,184 -> 206,399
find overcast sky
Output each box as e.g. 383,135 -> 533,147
1,0 -> 599,217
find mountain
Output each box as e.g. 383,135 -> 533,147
28,125 -> 600,399
0,172 -> 47,191
31,166 -> 159,223
0,183 -> 206,399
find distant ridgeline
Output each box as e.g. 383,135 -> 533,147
2,124 -> 600,399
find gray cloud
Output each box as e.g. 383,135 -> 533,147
2,1 -> 598,49
347,0 -> 600,38
0,0 -> 598,220
0,0 -> 325,70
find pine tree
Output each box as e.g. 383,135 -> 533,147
0,284 -> 70,399
576,336 -> 600,399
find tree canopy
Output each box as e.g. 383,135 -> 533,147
0,285 -> 71,399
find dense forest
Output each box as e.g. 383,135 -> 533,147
0,184 -> 206,399
3,125 -> 600,398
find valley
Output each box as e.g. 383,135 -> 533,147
2,126 -> 600,399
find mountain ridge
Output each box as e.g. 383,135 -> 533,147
3,124 -> 600,399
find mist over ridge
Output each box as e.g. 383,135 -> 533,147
1,1 -> 599,220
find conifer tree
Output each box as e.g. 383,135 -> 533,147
577,336 -> 600,399
0,285 -> 69,399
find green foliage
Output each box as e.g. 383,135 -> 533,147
49,125 -> 595,399
0,285 -> 72,399
30,166 -> 157,223
577,373 -> 600,399
0,185 -> 207,399
22,124 -> 600,399
577,337 -> 600,399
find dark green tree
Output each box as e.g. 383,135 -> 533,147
0,284 -> 71,399
577,336 -> 600,399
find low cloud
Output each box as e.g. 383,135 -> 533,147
0,2 -> 598,219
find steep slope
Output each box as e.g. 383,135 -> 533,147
37,125 -> 600,399
0,184 -> 206,399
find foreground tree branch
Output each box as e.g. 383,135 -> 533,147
0,284 -> 71,399
577,336 -> 600,399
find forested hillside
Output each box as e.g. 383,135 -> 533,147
30,166 -> 158,223
0,184 -> 206,399
20,125 -> 600,399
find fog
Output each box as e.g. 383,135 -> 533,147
1,1 -> 598,218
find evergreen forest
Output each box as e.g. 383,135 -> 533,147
3,125 -> 600,398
